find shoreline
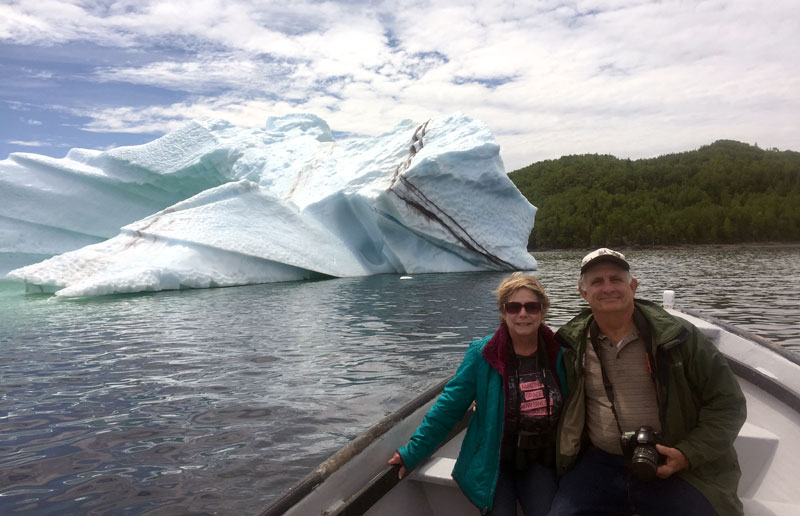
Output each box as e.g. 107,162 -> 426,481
530,241 -> 800,252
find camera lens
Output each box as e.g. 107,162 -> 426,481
631,444 -> 659,481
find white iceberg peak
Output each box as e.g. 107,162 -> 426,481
265,113 -> 334,142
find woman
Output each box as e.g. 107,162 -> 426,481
388,272 -> 563,515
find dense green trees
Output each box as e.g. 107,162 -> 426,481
508,140 -> 800,249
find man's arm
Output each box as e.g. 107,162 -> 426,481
669,325 -> 747,470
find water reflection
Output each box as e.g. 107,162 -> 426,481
0,245 -> 798,515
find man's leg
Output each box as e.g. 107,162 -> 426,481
631,475 -> 717,516
548,447 -> 630,516
515,463 -> 557,516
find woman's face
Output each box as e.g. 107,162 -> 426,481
503,288 -> 543,343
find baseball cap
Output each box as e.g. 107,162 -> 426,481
580,248 -> 630,274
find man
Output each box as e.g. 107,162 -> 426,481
549,248 -> 746,516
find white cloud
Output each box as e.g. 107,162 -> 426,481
2,0 -> 799,169
8,139 -> 48,147
93,55 -> 295,94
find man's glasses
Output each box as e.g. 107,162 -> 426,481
503,302 -> 542,314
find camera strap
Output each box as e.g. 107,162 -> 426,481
589,321 -> 625,436
588,310 -> 655,437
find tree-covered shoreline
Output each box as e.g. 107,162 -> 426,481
509,140 -> 800,250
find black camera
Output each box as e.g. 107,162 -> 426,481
620,426 -> 661,480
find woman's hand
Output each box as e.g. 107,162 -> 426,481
387,451 -> 407,479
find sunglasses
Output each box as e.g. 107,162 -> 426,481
503,302 -> 543,314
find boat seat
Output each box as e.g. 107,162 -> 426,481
408,456 -> 458,487
735,421 -> 779,498
409,457 -> 528,515
407,457 -> 482,515
406,422 -> 778,515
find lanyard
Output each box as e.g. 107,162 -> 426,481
507,337 -> 551,432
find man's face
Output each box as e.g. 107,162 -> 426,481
578,262 -> 638,316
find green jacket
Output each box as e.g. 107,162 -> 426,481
398,324 -> 561,513
555,299 -> 747,516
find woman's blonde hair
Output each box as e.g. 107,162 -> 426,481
493,272 -> 550,322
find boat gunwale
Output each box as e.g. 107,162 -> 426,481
678,307 -> 800,414
258,374 -> 456,516
679,307 -> 800,367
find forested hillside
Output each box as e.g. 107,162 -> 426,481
509,140 -> 800,249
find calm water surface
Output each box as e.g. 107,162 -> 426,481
1,245 -> 798,515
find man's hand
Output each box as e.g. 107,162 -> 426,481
655,444 -> 689,478
387,451 -> 407,479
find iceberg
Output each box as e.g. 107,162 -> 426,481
4,113 -> 537,297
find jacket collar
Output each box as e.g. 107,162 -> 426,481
556,299 -> 688,353
482,322 -> 561,382
482,323 -> 512,378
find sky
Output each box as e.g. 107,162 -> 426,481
1,0 -> 798,171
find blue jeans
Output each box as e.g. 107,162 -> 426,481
488,462 -> 557,516
548,447 -> 717,516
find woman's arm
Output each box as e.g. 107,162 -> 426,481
389,339 -> 484,474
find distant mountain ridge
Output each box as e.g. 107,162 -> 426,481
508,140 -> 800,249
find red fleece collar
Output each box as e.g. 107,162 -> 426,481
481,322 -> 561,387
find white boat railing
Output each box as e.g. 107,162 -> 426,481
672,306 -> 800,413
258,376 -> 472,516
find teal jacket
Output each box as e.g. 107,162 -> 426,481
555,299 -> 747,516
398,323 -> 561,513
